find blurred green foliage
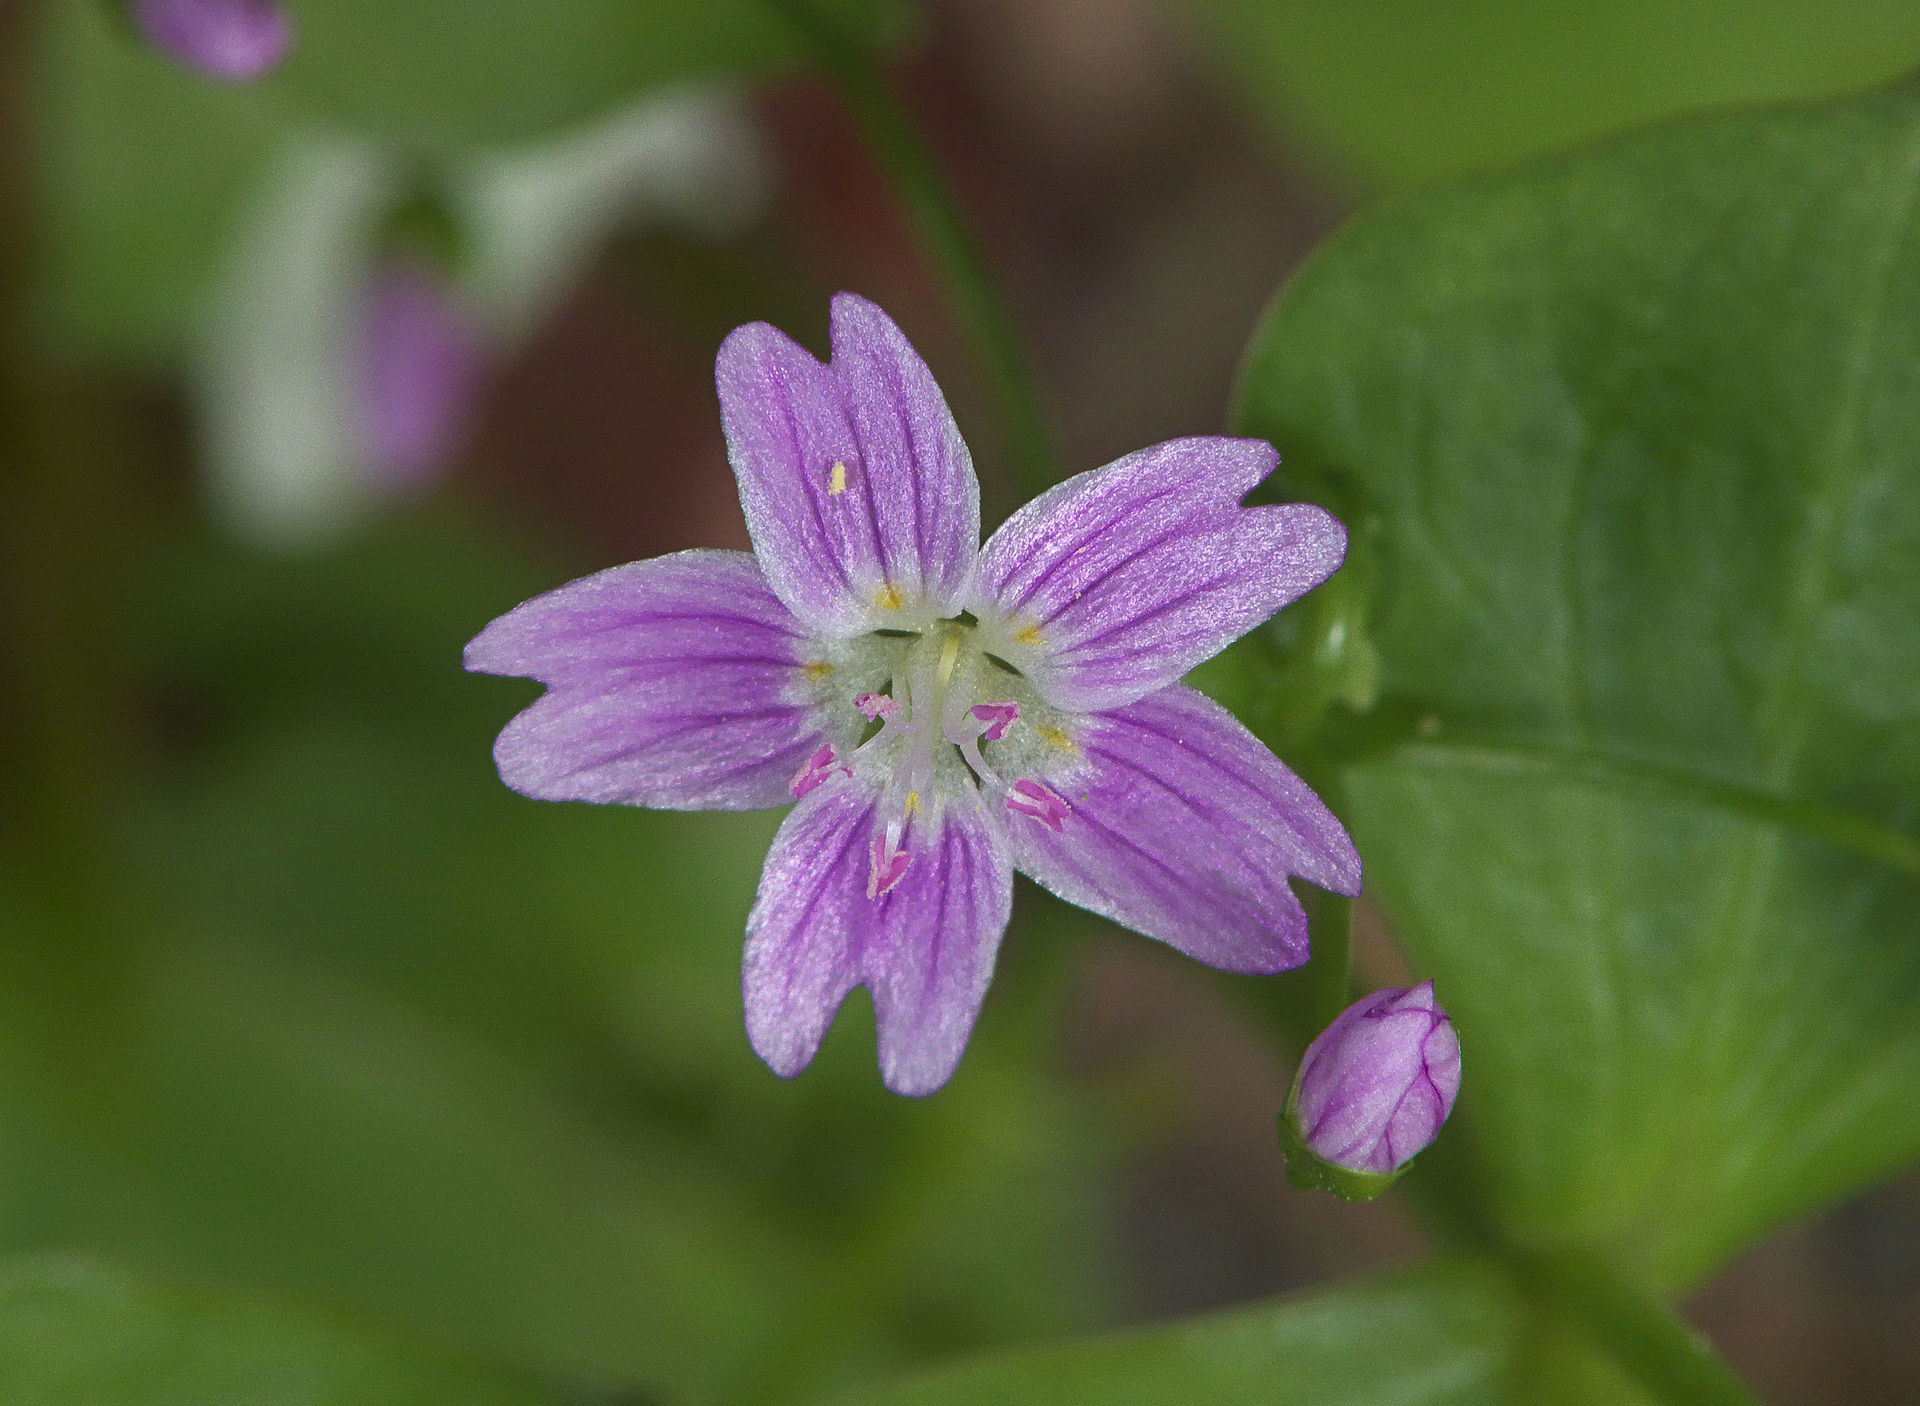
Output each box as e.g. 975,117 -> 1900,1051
1184,0 -> 1920,189
270,0 -> 903,150
29,0 -> 901,362
0,516 -> 1125,1405
31,0 -> 282,360
826,1259 -> 1523,1406
0,1255 -> 562,1406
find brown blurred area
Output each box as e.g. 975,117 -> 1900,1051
466,0 -> 1341,564
10,0 -> 1917,1399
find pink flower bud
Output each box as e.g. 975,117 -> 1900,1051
131,0 -> 292,83
352,261 -> 484,494
1282,982 -> 1460,1195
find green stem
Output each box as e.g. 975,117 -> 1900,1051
1524,1254 -> 1759,1406
1305,892 -> 1353,1030
761,0 -> 1055,497
0,6 -> 141,1098
0,5 -> 115,899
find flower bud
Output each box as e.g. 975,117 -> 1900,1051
351,259 -> 484,493
130,0 -> 292,83
1279,981 -> 1460,1200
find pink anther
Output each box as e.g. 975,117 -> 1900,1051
854,691 -> 898,720
789,743 -> 847,798
1006,779 -> 1069,832
970,701 -> 1020,740
867,834 -> 912,898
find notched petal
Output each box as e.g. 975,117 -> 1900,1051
974,437 -> 1347,710
715,294 -> 979,636
464,549 -> 824,811
743,783 -> 1012,1096
1005,683 -> 1360,973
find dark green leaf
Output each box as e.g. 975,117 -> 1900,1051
276,0 -> 907,150
1236,79 -> 1920,1284
817,1259 -> 1520,1406
1182,0 -> 1920,189
0,1254 -> 559,1405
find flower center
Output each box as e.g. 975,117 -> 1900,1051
791,619 -> 1074,897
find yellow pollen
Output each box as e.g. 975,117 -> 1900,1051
828,461 -> 848,495
1015,623 -> 1044,646
1038,725 -> 1077,754
905,790 -> 922,816
803,661 -> 833,679
874,583 -> 905,611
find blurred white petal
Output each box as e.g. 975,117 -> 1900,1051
198,88 -> 770,549
199,134 -> 399,548
460,87 -> 770,342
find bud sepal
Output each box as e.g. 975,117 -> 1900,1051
1277,1078 -> 1402,1202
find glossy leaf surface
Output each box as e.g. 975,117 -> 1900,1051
1237,78 -> 1920,1286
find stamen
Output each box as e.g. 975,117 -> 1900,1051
790,743 -> 847,798
970,701 -> 1019,740
955,733 -> 1005,794
868,833 -> 911,897
853,620 -> 1066,900
1006,779 -> 1070,832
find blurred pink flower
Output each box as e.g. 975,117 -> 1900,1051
132,0 -> 291,82
351,261 -> 485,493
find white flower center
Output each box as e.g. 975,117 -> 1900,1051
791,619 -> 1075,897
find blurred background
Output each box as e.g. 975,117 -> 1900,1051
3,1 -> 1920,1402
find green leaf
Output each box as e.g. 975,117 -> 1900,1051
30,0 -> 282,362
0,1254 -> 559,1405
0,515 -> 1124,1406
275,0 -> 907,151
1235,79 -> 1920,1284
817,1259 -> 1520,1406
1182,0 -> 1920,189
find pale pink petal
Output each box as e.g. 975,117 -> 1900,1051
1005,684 -> 1360,972
744,781 -> 1012,1096
463,550 -> 824,811
975,437 -> 1345,711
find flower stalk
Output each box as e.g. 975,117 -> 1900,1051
758,0 -> 1055,498
1523,1253 -> 1760,1406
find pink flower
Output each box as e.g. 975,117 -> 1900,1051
466,294 -> 1360,1094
